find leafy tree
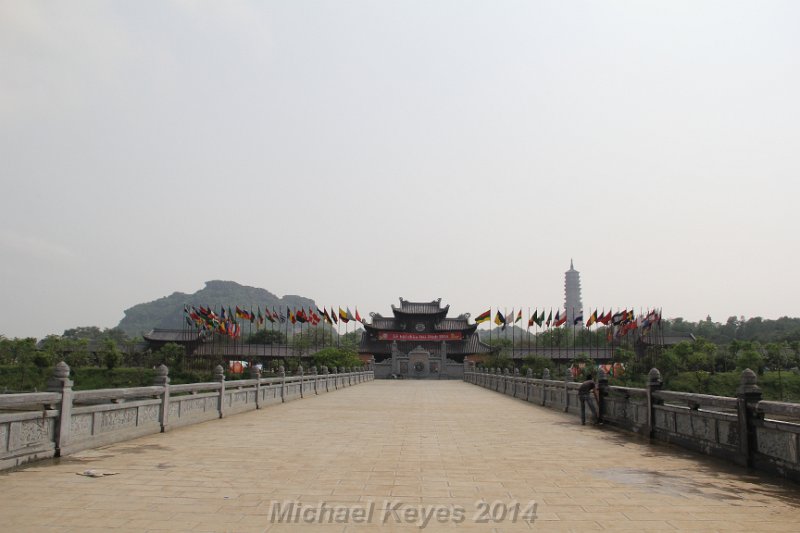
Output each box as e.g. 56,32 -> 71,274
736,348 -> 765,374
339,330 -> 362,351
311,347 -> 362,370
99,339 -> 123,370
246,329 -> 287,345
155,343 -> 186,371
62,326 -> 104,340
520,355 -> 551,378
0,337 -> 37,365
765,342 -> 791,400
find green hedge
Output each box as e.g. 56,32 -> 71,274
0,365 -> 214,392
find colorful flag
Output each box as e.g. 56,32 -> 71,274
546,309 -> 553,327
494,310 -> 506,326
339,307 -> 349,323
323,308 -> 332,324
554,310 -> 567,327
573,311 -> 583,326
355,308 -> 362,323
528,310 -> 536,328
515,309 -> 522,323
475,309 -> 491,324
289,309 -> 296,324
331,307 -> 339,324
346,307 -> 355,322
534,310 -> 544,327
586,310 -> 597,328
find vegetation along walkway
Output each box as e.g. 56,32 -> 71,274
2,381 -> 800,532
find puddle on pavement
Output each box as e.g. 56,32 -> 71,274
593,466 -> 800,505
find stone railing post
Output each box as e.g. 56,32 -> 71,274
736,368 -> 762,467
646,368 -> 663,437
311,366 -> 318,395
153,364 -> 170,431
526,369 -> 533,401
250,365 -> 261,409
563,367 -> 571,412
541,369 -> 550,405
514,368 -> 520,397
297,365 -> 304,398
47,362 -> 73,456
278,365 -> 286,402
598,368 -> 609,422
332,367 -> 339,389
214,365 -> 226,418
322,366 -> 329,392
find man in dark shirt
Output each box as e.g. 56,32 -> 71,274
578,373 -> 600,425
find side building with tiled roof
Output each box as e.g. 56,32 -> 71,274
360,298 -> 492,379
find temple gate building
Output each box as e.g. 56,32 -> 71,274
359,298 -> 492,379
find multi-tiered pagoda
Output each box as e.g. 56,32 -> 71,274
360,298 -> 491,379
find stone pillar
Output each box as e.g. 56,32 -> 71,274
526,368 -> 533,401
297,365 -> 304,398
514,368 -> 520,397
47,362 -> 73,456
646,368 -> 663,438
542,369 -> 550,406
311,366 -> 318,395
736,368 -> 763,467
278,365 -> 286,402
249,365 -> 261,409
322,365 -> 329,392
153,364 -> 171,431
598,368 -> 609,422
563,367 -> 571,412
213,365 -> 226,418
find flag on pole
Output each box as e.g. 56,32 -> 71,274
555,310 -> 567,327
514,309 -> 522,323
546,309 -> 553,327
494,310 -> 506,326
528,310 -> 536,328
339,308 -> 349,323
475,309 -> 491,324
573,310 -> 584,326
586,309 -> 597,328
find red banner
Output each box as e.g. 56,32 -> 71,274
377,332 -> 463,341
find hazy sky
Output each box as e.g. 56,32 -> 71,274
2,1 -> 799,339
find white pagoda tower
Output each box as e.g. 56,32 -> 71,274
564,259 -> 583,326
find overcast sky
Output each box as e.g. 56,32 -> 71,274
2,1 -> 799,339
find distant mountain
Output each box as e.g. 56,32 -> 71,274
117,280 -> 316,337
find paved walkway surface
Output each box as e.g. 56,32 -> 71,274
2,381 -> 800,532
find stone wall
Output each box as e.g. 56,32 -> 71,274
0,363 -> 374,471
464,367 -> 800,483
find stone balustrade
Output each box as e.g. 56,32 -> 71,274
0,362 -> 374,470
464,367 -> 800,483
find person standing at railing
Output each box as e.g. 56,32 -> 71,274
578,373 -> 600,425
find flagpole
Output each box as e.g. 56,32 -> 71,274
527,307 -> 530,355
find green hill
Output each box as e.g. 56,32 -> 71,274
117,280 -> 316,337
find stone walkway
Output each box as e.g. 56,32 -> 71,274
2,381 -> 800,532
